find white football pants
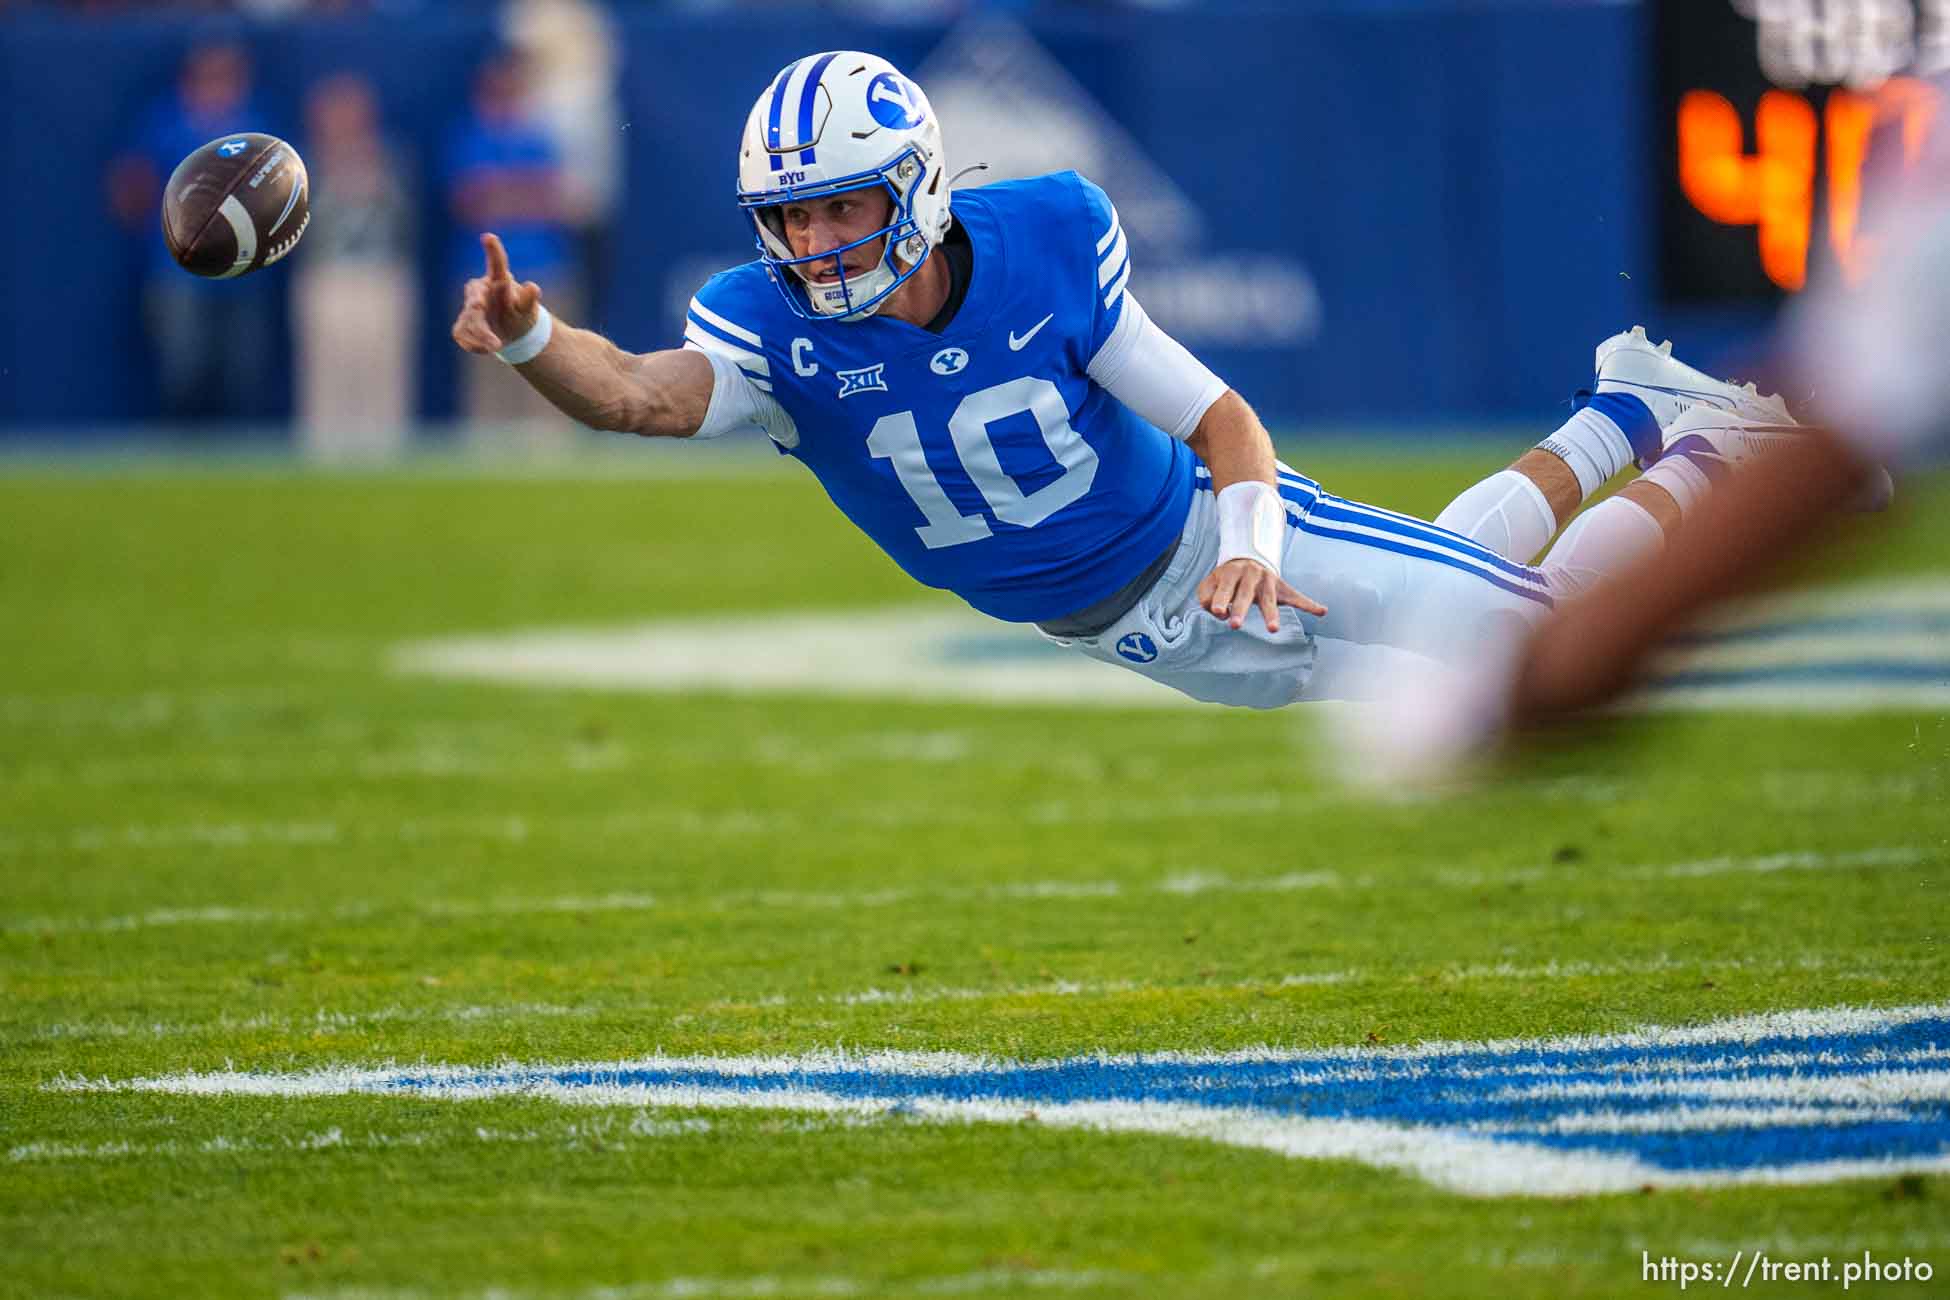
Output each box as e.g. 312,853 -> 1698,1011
1054,464 -> 1554,709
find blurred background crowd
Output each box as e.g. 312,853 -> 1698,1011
0,0 -> 1939,458
91,0 -> 623,452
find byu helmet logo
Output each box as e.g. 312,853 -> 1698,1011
866,73 -> 925,129
1115,633 -> 1158,664
218,139 -> 249,157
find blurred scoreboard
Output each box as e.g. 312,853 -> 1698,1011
1658,0 -> 1946,302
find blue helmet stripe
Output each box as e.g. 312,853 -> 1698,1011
765,58 -> 801,171
795,52 -> 841,166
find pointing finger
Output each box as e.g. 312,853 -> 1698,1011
481,232 -> 511,282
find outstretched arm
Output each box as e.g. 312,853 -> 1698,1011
451,232 -> 713,438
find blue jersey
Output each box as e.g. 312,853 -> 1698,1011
683,171 -> 1196,623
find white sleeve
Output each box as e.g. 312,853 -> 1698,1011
689,345 -> 800,448
1084,295 -> 1229,441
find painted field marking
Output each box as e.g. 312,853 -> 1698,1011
19,1001 -> 596,1043
392,577 -> 1950,712
6,845 -> 1931,937
9,763 -> 1932,866
54,1004 -> 1950,1197
282,1265 -> 1117,1299
17,951 -> 1935,1044
8,1113 -> 713,1166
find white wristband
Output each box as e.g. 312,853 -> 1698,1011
496,305 -> 553,365
1215,480 -> 1286,573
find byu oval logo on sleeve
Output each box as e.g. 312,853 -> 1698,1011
1115,633 -> 1158,664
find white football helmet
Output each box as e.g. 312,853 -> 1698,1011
736,51 -> 952,320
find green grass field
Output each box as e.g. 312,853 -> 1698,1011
2,441 -> 1945,1298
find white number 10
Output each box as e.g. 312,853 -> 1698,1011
864,377 -> 1100,549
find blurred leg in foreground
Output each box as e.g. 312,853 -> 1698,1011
1509,124 -> 1950,734
1336,192 -> 1947,783
1509,426 -> 1876,723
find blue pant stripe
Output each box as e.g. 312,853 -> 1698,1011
1195,471 -> 1543,599
1277,481 -> 1317,512
1311,495 -> 1548,586
1297,517 -> 1556,607
1317,494 -> 1532,573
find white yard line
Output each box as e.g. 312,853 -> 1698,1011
0,820 -> 346,857
1472,1104 -> 1917,1135
56,1003 -> 1950,1087
1491,1069 -> 1950,1106
282,1266 -> 1115,1300
18,1002 -> 598,1043
1648,847 -> 1928,878
8,845 -> 1932,937
8,766 -> 1933,866
8,1113 -> 716,1167
17,963 -> 1935,1049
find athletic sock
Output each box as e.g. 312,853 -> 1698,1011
1538,495 -> 1665,599
1536,392 -> 1661,497
1638,452 -> 1713,517
1432,469 -> 1559,563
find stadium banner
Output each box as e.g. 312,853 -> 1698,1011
0,3 -> 1644,433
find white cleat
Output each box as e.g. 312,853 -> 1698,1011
1657,404 -> 1803,480
1594,325 -> 1792,430
1658,405 -> 1895,512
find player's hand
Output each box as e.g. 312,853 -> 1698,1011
1197,558 -> 1326,633
451,232 -> 544,355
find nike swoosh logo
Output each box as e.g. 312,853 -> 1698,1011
1008,313 -> 1054,351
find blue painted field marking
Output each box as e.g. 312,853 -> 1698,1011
375,1019 -> 1950,1169
71,1005 -> 1950,1195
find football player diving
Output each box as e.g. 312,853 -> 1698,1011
451,51 -> 1802,711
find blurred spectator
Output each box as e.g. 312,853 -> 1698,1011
444,47 -> 580,437
106,41 -> 280,427
505,0 -> 621,326
293,73 -> 417,460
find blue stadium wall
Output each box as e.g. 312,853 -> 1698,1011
0,3 -> 1679,435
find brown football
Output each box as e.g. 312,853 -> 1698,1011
160,133 -> 310,279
